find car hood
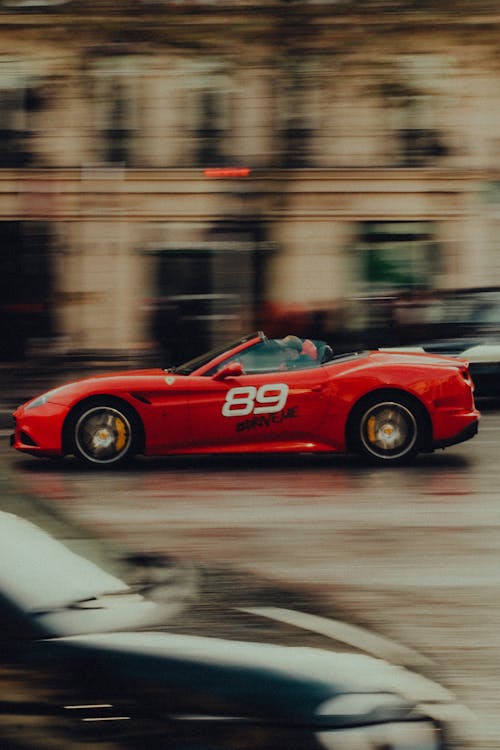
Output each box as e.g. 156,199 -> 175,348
19,369 -> 171,405
81,368 -> 168,380
45,630 -> 453,725
0,512 -> 186,637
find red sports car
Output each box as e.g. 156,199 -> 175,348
11,331 -> 480,467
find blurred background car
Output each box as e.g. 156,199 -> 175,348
375,288 -> 500,398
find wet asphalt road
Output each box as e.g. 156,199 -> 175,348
2,406 -> 500,748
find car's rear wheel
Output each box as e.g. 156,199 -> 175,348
348,392 -> 425,464
67,400 -> 140,467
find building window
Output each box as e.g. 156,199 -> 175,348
356,221 -> 440,291
0,86 -> 34,168
178,59 -> 235,168
347,221 -> 443,346
102,80 -> 132,164
93,57 -> 139,166
191,75 -> 235,167
277,58 -> 315,167
383,55 -> 453,167
195,89 -> 227,166
396,100 -> 448,167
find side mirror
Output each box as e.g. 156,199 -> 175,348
213,361 -> 244,380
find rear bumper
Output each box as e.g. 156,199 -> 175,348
432,418 -> 479,450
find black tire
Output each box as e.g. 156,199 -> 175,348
66,399 -> 141,467
347,392 -> 425,464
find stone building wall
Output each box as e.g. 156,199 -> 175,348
0,2 -> 500,359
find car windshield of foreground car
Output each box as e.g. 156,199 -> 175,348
171,332 -> 262,375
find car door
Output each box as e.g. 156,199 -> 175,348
187,365 -> 329,451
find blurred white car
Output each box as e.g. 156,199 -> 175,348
0,511 -> 471,749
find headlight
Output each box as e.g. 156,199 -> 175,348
315,694 -> 442,749
316,720 -> 441,750
26,385 -> 70,410
316,693 -> 411,719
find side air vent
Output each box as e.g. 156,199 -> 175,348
20,431 -> 38,447
130,393 -> 151,405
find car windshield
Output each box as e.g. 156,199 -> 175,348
206,337 -> 331,375
172,332 -> 262,375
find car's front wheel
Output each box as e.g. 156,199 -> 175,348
67,400 -> 141,467
348,392 -> 426,464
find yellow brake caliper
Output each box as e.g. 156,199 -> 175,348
115,417 -> 127,451
367,415 -> 377,444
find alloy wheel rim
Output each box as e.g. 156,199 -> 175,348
75,407 -> 132,464
361,402 -> 417,459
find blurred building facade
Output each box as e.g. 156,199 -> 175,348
1,1 -> 500,362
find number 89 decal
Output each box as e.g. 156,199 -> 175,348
222,384 -> 289,417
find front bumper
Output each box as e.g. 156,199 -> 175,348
11,402 -> 69,457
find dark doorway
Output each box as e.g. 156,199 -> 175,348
152,250 -> 214,365
151,246 -> 263,366
150,218 -> 268,365
0,222 -> 54,361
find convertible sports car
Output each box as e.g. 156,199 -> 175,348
11,331 -> 480,467
0,510 -> 468,749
